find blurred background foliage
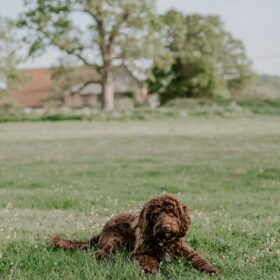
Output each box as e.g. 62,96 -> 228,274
0,16 -> 27,111
147,11 -> 255,104
0,1 -> 279,114
0,17 -> 26,91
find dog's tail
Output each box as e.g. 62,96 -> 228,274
51,234 -> 101,250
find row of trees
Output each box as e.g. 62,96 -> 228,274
1,0 -> 254,110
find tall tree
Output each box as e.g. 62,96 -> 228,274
19,0 -> 171,111
147,11 -> 254,103
0,17 -> 25,98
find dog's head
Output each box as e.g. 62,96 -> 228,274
138,194 -> 191,245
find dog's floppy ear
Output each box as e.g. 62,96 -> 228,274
178,203 -> 191,236
138,200 -> 156,236
138,205 -> 148,234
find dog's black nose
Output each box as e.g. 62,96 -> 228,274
162,224 -> 171,231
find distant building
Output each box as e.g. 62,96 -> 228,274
9,65 -> 147,108
9,68 -> 54,108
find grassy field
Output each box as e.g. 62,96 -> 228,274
0,116 -> 279,279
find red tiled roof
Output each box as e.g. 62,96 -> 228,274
9,68 -> 54,108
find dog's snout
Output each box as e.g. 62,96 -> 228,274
162,224 -> 171,231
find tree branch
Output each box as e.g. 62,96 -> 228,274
67,80 -> 101,96
82,5 -> 107,60
108,10 -> 129,48
62,47 -> 95,67
38,27 -> 96,67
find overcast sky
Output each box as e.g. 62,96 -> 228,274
1,0 -> 280,75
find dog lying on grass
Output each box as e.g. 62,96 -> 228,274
51,194 -> 218,274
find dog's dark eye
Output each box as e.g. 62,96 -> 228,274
151,213 -> 158,220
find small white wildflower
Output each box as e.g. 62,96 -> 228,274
5,202 -> 13,210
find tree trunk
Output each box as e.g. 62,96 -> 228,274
102,64 -> 114,111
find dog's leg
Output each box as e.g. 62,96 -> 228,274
51,235 -> 90,250
134,255 -> 158,273
174,243 -> 218,274
94,237 -> 124,260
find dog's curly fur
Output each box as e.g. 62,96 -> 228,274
51,194 -> 218,274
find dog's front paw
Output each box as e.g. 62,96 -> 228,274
142,266 -> 157,274
138,256 -> 158,274
93,251 -> 106,260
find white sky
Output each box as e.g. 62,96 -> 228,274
1,0 -> 280,75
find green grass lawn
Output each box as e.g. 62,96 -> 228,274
0,116 -> 279,279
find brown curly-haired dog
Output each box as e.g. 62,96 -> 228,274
51,194 -> 218,274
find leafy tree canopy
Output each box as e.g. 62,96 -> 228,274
147,10 -> 255,104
